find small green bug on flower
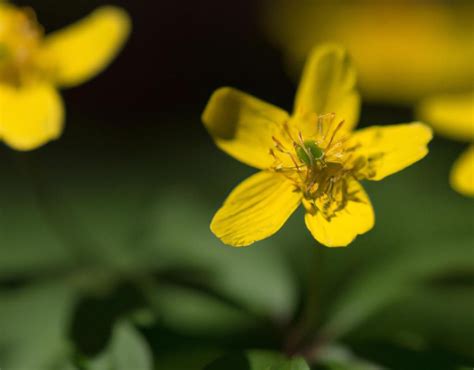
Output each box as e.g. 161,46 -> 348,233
296,140 -> 324,166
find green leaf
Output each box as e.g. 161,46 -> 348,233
156,349 -> 224,370
55,362 -> 79,370
146,283 -> 257,336
140,191 -> 298,321
316,344 -> 385,370
29,151 -> 157,271
204,350 -> 310,370
88,321 -> 153,370
0,159 -> 74,278
347,340 -> 472,370
0,282 -> 77,370
321,237 -> 474,340
352,285 -> 474,359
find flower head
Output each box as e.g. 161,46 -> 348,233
0,2 -> 130,150
418,93 -> 474,197
203,44 -> 432,247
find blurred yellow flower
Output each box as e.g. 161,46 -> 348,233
202,44 -> 432,248
264,0 -> 474,104
0,3 -> 130,150
418,93 -> 474,197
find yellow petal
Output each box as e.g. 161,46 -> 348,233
417,93 -> 474,142
42,6 -> 131,87
0,83 -> 64,151
304,178 -> 374,247
202,87 -> 290,169
349,123 -> 433,181
294,44 -> 360,132
450,145 -> 474,197
211,171 -> 301,247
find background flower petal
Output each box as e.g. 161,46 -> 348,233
42,6 -> 131,88
264,1 -> 474,103
417,92 -> 474,142
202,87 -> 290,169
349,123 -> 433,181
293,44 -> 360,132
450,145 -> 474,197
304,178 -> 374,247
0,83 -> 64,151
211,171 -> 301,247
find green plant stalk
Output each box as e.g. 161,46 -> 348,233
285,245 -> 326,357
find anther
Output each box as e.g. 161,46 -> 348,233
327,120 -> 345,148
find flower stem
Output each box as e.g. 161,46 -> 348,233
285,245 -> 325,356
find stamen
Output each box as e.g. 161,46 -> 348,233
296,132 -> 314,167
272,135 -> 303,176
317,115 -> 323,137
283,122 -> 297,143
327,120 -> 345,149
319,112 -> 336,141
272,136 -> 288,152
269,112 -> 360,221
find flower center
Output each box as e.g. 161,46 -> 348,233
0,5 -> 43,85
270,113 -> 359,219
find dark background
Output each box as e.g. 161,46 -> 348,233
22,0 -> 290,115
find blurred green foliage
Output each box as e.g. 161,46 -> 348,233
204,351 -> 310,370
0,111 -> 472,369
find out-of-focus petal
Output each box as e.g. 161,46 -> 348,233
450,145 -> 474,197
417,93 -> 474,142
265,1 -> 474,103
0,83 -> 64,150
42,6 -> 131,87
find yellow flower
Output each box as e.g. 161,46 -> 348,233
418,93 -> 474,197
202,44 -> 432,248
0,3 -> 130,150
264,1 -> 474,104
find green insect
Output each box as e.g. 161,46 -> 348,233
296,140 -> 324,166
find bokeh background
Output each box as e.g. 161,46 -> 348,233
1,1 -> 473,369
